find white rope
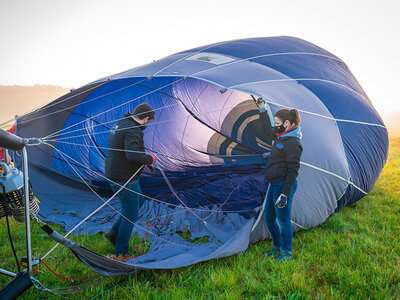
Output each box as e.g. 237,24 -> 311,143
49,101 -> 182,140
148,40 -> 232,79
40,50 -> 345,140
300,161 -> 367,194
43,101 -> 257,142
0,118 -> 17,128
41,141 -> 254,215
190,52 -> 344,77
41,144 -> 200,261
201,185 -> 239,222
266,98 -> 385,128
38,141 -> 256,251
41,142 -> 257,254
43,140 -> 261,161
41,148 -> 145,260
3,49 -> 348,134
17,80 -> 143,126
228,78 -> 385,128
158,167 -> 204,222
42,78 -> 185,141
6,49 -> 342,130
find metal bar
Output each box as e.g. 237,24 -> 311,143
4,149 -> 10,164
0,268 -> 16,278
22,148 -> 32,275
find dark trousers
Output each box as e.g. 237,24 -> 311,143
110,180 -> 144,256
263,181 -> 297,252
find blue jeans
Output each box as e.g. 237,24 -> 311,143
263,181 -> 297,252
110,180 -> 144,256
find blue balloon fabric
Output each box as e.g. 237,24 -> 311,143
15,36 -> 388,272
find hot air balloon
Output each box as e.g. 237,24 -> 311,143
13,36 -> 388,274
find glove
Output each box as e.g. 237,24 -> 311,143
255,97 -> 267,112
275,194 -> 288,208
149,154 -> 156,164
145,165 -> 155,171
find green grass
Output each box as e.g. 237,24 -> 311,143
1,138 -> 399,299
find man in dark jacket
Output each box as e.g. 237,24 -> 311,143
105,103 -> 156,258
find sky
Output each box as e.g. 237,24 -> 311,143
0,0 -> 399,117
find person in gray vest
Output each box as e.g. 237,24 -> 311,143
105,103 -> 156,258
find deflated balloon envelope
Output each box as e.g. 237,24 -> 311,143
15,36 -> 388,272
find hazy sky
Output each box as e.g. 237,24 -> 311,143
0,0 -> 399,115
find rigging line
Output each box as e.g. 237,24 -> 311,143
48,141 -> 256,226
41,146 -> 145,260
11,40 -> 228,129
45,139 -> 200,165
150,51 -> 344,83
201,185 -> 239,222
266,97 -> 386,128
49,146 -> 199,250
44,142 -> 257,225
41,47 -> 305,140
229,77 -> 368,98
179,83 -> 211,167
44,140 -> 261,160
148,40 -> 232,78
11,50 -> 343,131
228,77 -> 384,128
300,161 -> 367,194
17,80 -> 147,126
16,81 -> 107,125
42,145 -> 196,261
50,101 -> 182,140
0,119 -> 17,128
156,165 -> 245,223
188,51 -> 344,78
43,100 -> 256,142
143,202 -> 256,224
41,141 -> 243,213
41,77 -> 185,141
158,167 -> 204,222
50,79 -> 185,139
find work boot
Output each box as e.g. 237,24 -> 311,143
106,253 -> 134,261
105,230 -> 117,246
116,253 -> 134,261
263,246 -> 280,257
276,250 -> 292,261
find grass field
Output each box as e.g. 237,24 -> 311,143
1,138 -> 399,299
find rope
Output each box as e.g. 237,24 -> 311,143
42,77 -> 185,141
41,142 -> 198,257
43,140 -> 259,163
47,101 -> 181,140
12,39 -> 232,131
40,261 -> 92,281
228,78 -> 385,128
300,161 -> 367,194
41,147 -> 145,260
17,81 -> 139,126
42,51 -> 338,140
148,40 -> 232,79
43,99 -> 257,142
40,141 -> 247,212
44,141 -> 250,222
158,167 -> 203,222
